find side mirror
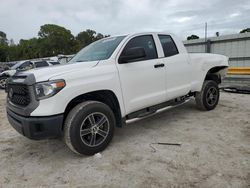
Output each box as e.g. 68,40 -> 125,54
119,47 -> 146,64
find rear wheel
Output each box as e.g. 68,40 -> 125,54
195,80 -> 220,111
0,77 -> 7,89
64,101 -> 115,155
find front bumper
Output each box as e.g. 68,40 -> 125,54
7,108 -> 64,140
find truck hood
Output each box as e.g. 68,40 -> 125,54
23,61 -> 99,82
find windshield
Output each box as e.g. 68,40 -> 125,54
70,36 -> 126,63
11,61 -> 24,70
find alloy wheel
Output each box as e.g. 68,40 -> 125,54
80,112 -> 110,147
206,87 -> 218,106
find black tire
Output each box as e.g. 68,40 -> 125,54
64,101 -> 115,155
0,76 -> 7,89
195,80 -> 220,111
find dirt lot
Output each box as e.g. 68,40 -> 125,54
0,90 -> 249,188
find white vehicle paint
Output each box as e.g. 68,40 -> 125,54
26,32 -> 228,117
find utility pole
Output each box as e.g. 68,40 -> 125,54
205,22 -> 207,52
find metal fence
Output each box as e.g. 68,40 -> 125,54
183,33 -> 250,67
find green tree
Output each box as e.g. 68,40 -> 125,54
7,45 -> 19,61
187,35 -> 199,40
1,25 -> 109,62
0,31 -> 8,61
38,24 -> 75,56
17,38 -> 40,60
96,33 -> 110,40
75,29 -> 109,51
240,28 -> 250,33
0,45 -> 8,61
0,31 -> 8,45
75,29 -> 97,50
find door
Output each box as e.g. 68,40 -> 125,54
157,35 -> 191,100
117,35 -> 166,114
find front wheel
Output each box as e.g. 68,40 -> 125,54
0,77 -> 7,89
64,101 -> 115,155
195,80 -> 220,111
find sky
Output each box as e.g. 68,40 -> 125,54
0,0 -> 250,43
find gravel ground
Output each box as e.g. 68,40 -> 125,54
0,90 -> 249,188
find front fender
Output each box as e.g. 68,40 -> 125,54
30,63 -> 126,117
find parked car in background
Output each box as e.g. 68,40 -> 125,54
58,54 -> 75,64
0,60 -> 59,89
0,67 -> 6,73
0,62 -> 15,73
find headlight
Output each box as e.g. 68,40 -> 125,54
35,80 -> 66,100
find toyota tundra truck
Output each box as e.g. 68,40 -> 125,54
6,32 -> 228,155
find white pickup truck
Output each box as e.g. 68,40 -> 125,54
6,32 -> 228,155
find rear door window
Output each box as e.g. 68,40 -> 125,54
158,35 -> 179,57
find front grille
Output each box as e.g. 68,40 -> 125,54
8,84 -> 30,107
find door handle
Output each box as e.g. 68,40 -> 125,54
154,63 -> 165,68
